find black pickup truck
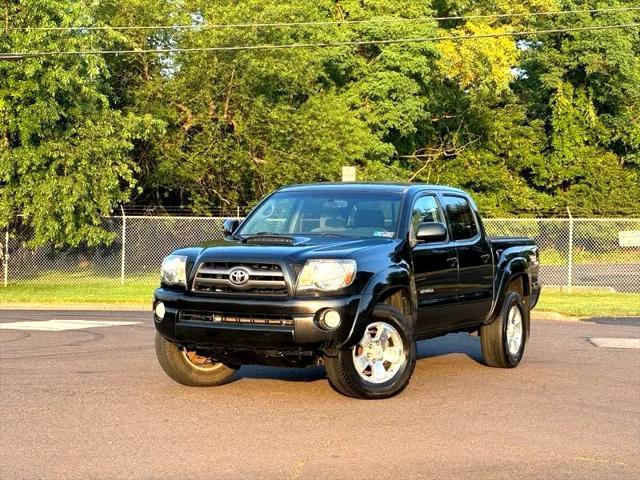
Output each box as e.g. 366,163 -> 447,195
154,183 -> 540,399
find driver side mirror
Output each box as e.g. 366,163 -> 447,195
416,222 -> 447,243
223,218 -> 240,236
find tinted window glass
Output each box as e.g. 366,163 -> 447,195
442,195 -> 478,240
410,196 -> 444,240
238,191 -> 402,239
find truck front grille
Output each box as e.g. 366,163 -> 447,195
192,262 -> 288,296
180,310 -> 294,327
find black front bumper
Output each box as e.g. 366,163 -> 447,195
153,288 -> 365,352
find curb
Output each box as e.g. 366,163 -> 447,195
531,310 -> 581,322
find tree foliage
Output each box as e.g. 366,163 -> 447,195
0,0 -> 163,246
1,0 -> 639,245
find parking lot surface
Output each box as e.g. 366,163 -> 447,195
1,310 -> 639,480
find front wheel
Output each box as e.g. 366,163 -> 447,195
480,291 -> 527,368
155,332 -> 238,387
324,305 -> 416,399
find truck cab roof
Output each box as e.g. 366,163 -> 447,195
278,182 -> 468,196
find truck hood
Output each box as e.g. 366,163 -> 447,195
180,236 -> 398,265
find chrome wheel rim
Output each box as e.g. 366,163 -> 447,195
506,306 -> 523,356
181,350 -> 217,372
352,321 -> 406,384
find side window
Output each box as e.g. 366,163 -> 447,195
442,195 -> 479,241
410,196 -> 444,240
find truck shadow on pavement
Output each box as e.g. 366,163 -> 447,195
232,333 -> 484,383
416,333 -> 484,364
234,365 -> 326,382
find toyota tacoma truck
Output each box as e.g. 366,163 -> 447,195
153,183 -> 540,399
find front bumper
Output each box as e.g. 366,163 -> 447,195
153,288 -> 366,351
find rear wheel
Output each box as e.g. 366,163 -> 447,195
324,304 -> 416,399
480,291 -> 527,368
155,332 -> 238,387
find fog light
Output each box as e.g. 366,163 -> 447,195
155,302 -> 166,320
321,309 -> 341,329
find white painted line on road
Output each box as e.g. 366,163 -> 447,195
589,337 -> 640,349
0,320 -> 141,332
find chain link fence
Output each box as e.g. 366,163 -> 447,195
483,218 -> 640,292
2,215 -> 639,292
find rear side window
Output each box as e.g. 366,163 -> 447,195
442,195 -> 479,241
410,196 -> 444,240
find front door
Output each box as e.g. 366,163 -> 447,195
409,195 -> 459,334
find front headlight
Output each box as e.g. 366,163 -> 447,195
161,255 -> 188,287
296,259 -> 357,293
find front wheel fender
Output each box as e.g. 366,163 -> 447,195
341,264 -> 415,349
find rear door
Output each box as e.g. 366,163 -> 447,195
440,194 -> 493,324
409,194 -> 460,334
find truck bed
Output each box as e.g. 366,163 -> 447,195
488,236 -> 536,250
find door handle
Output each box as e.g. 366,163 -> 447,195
446,257 -> 458,267
480,253 -> 491,264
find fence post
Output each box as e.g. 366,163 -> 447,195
120,206 -> 126,286
3,228 -> 8,287
566,208 -> 573,292
236,206 -> 240,219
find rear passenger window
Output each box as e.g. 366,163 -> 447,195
410,196 -> 444,240
442,196 -> 478,241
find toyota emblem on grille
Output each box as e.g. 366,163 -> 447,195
228,267 -> 250,286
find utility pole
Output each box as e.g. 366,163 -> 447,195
120,206 -> 126,286
3,228 -> 8,287
1,0 -> 16,288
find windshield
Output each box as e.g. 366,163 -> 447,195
238,190 -> 402,239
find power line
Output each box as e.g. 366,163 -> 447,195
4,23 -> 640,57
0,53 -> 22,61
6,6 -> 640,32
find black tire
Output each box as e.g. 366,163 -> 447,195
480,291 -> 527,368
324,304 -> 416,399
155,332 -> 238,387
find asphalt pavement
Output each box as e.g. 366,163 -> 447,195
0,310 -> 639,480
540,264 -> 640,292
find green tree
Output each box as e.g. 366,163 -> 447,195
0,0 -> 162,246
2,0 -> 640,248
517,0 -> 640,215
125,0 -> 442,210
